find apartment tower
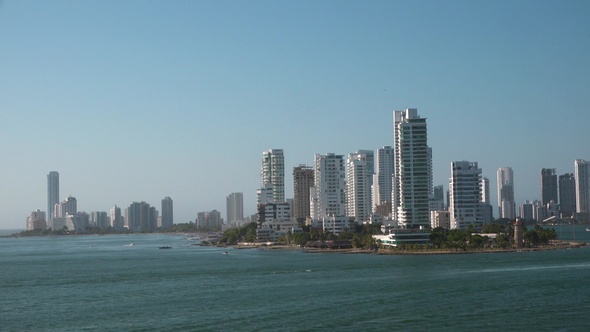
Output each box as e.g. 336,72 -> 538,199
392,109 -> 430,228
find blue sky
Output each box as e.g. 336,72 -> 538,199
1,0 -> 588,229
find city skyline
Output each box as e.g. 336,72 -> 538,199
1,1 -> 589,229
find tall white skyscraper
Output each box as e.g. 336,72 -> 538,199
346,152 -> 371,222
161,197 -> 174,229
47,171 -> 59,224
449,161 -> 484,229
575,159 -> 589,215
497,167 -> 516,220
392,109 -> 430,228
311,153 -> 345,219
226,193 -> 244,224
373,146 -> 394,212
261,149 -> 285,203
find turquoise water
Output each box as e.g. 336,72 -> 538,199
2,229 -> 590,331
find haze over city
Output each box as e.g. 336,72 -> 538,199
1,0 -> 588,230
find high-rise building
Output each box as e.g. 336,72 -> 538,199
541,168 -> 558,206
110,206 -> 123,230
559,173 -> 576,218
392,109 -> 430,228
226,193 -> 243,225
293,165 -> 314,222
261,149 -> 285,203
26,210 -> 46,231
47,171 -> 59,224
497,167 -> 516,220
196,210 -> 222,229
311,153 -> 345,220
346,152 -> 371,223
373,146 -> 394,213
574,160 -> 590,216
55,196 -> 77,219
161,197 -> 174,229
449,161 -> 484,229
429,185 -> 445,211
481,177 -> 490,205
125,202 -> 158,231
91,211 -> 109,229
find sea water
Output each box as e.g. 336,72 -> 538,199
2,228 -> 590,331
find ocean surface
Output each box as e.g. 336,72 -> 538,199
2,227 -> 590,331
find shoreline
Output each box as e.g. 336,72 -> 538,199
232,240 -> 587,255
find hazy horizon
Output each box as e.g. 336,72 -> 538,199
1,0 -> 589,229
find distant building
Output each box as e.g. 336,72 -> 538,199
373,229 -> 431,248
575,160 -> 589,219
346,151 -> 372,223
293,165 -> 314,222
125,202 -> 158,231
429,185 -> 445,211
430,210 -> 450,229
541,168 -> 558,206
91,211 -> 109,229
392,109 -> 430,228
311,153 -> 346,220
54,196 -> 77,220
559,173 -> 576,218
449,161 -> 484,230
226,193 -> 243,225
520,201 -> 534,221
161,197 -> 174,229
497,167 -> 516,220
261,149 -> 285,203
196,210 -> 222,229
110,206 -> 123,230
47,171 -> 59,225
26,210 -> 46,231
373,146 -> 394,214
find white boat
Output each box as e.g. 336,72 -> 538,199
585,228 -> 590,232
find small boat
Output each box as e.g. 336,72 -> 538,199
586,228 -> 590,232
222,251 -> 229,255
159,246 -> 172,249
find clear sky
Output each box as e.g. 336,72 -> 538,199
1,0 -> 589,229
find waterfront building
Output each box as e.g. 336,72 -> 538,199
559,173 -> 576,218
373,146 -> 394,214
293,165 -> 314,222
481,177 -> 491,205
91,211 -> 109,229
575,160 -> 590,222
392,109 -> 430,228
346,152 -> 372,223
373,229 -> 431,247
161,197 -> 174,229
125,202 -> 158,231
497,167 -> 516,220
196,210 -> 222,229
110,206 -> 123,230
26,210 -> 46,231
311,153 -> 346,220
47,171 -> 59,224
541,168 -> 558,206
261,149 -> 285,203
532,200 -> 547,222
449,161 -> 484,230
226,193 -> 243,225
54,196 -> 77,220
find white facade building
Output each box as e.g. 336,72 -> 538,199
449,161 -> 484,230
261,149 -> 285,203
392,109 -> 430,228
27,210 -> 46,231
346,152 -> 371,223
110,206 -> 123,230
311,153 -> 346,219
